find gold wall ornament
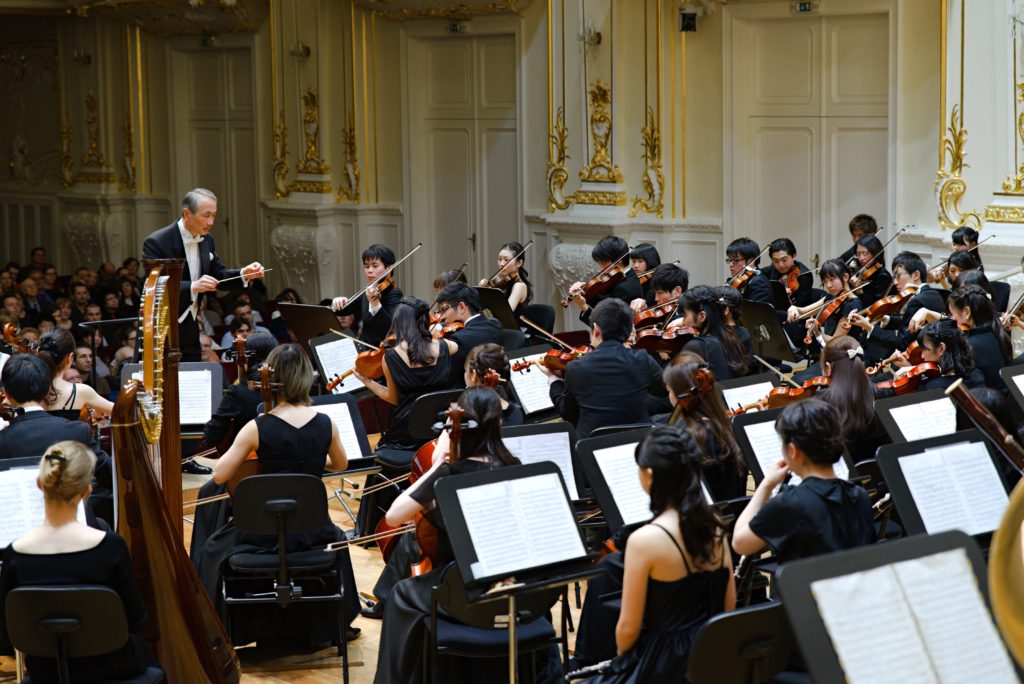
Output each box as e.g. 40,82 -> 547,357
335,117 -> 360,204
59,121 -> 74,188
579,80 -> 622,183
288,179 -> 333,194
118,113 -> 136,193
547,106 -> 574,211
935,104 -> 981,230
272,111 -> 290,199
296,87 -> 329,175
629,106 -> 664,218
360,0 -> 532,21
80,94 -> 106,167
573,189 -> 628,206
1001,83 -> 1024,194
983,204 -> 1024,223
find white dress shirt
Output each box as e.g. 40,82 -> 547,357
178,218 -> 203,321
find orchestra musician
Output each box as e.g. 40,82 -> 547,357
629,263 -> 688,315
568,235 -> 643,326
433,282 -> 504,388
332,244 -> 405,349
678,286 -> 750,380
713,286 -> 754,366
545,299 -> 662,439
193,343 -> 360,647
763,238 -> 815,309
630,243 -> 662,306
814,337 -> 888,463
786,258 -> 862,352
847,233 -> 892,307
837,213 -> 878,266
142,188 -> 266,362
0,442 -> 151,682
480,241 -> 534,320
881,318 -> 984,393
952,225 -> 982,266
725,238 -> 773,306
36,328 -> 114,419
955,268 -> 1011,315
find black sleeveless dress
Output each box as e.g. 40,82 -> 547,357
588,525 -> 729,683
377,347 -> 452,451
47,383 -> 81,421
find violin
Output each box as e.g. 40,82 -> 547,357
874,362 -> 941,396
325,333 -> 396,391
560,250 -> 632,308
728,266 -> 759,292
227,365 -> 280,497
483,241 -> 533,289
632,301 -> 677,329
629,324 -> 699,357
432,321 -> 464,340
729,377 -> 829,416
782,267 -> 802,299
511,346 -> 592,378
867,341 -> 923,376
802,285 -> 864,346
635,260 -> 679,288
849,286 -> 918,324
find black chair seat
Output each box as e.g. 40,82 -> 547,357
373,446 -> 419,469
228,549 -> 336,573
22,666 -> 166,684
434,615 -> 555,651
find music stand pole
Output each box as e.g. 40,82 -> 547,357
508,594 -> 517,683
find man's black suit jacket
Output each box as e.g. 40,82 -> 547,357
142,222 -> 241,359
741,272 -> 774,306
447,315 -> 505,387
338,286 -> 404,349
0,411 -> 114,523
549,341 -> 663,439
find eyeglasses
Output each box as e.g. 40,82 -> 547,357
437,305 -> 451,315
725,258 -> 744,265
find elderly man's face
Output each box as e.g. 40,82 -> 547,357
20,279 -> 37,297
200,336 -> 214,354
183,197 -> 217,235
3,296 -> 22,317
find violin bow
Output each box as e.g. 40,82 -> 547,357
519,316 -> 576,352
638,259 -> 681,281
330,328 -> 382,351
926,234 -> 996,275
345,242 -> 422,303
793,282 -> 868,322
851,227 -> 905,281
752,354 -> 801,389
563,248 -> 633,302
484,240 -> 533,285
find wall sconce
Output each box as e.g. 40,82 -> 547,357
289,42 -> 311,60
72,49 -> 92,66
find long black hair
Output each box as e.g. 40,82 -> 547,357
949,285 -> 1012,362
680,285 -> 750,376
819,337 -> 876,440
921,318 -> 975,378
390,296 -> 435,366
454,387 -> 519,466
635,425 -> 723,566
498,241 -> 533,305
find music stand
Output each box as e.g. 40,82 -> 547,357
575,427 -> 654,532
507,344 -> 557,423
501,422 -> 581,501
408,389 -> 464,442
732,407 -> 856,484
308,332 -> 369,397
121,362 -> 223,438
474,287 -> 519,330
739,300 -> 796,362
875,430 -> 1010,544
875,388 -> 959,443
78,317 -> 137,387
276,302 -> 348,357
775,531 -> 1018,684
435,462 -> 600,684
715,372 -> 778,414
1000,365 -> 1024,422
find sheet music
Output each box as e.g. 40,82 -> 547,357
0,468 -> 86,548
313,338 -> 362,395
901,442 -> 1008,536
593,442 -> 651,527
887,398 -> 957,442
721,382 -> 773,413
1012,374 -> 1024,398
811,549 -> 1019,684
503,431 -> 578,500
314,402 -> 367,459
510,354 -> 555,414
788,457 -> 849,488
0,351 -> 9,375
743,420 -> 785,479
458,472 -> 585,580
132,369 -> 212,424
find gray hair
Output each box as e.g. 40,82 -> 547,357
181,188 -> 217,214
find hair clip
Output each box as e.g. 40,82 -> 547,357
847,347 -> 864,359
45,451 -> 67,463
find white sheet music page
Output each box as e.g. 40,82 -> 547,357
315,338 -> 362,395
743,420 -> 785,480
721,382 -> 773,413
888,398 -> 957,442
0,351 -> 9,375
179,370 -> 213,424
314,403 -> 366,459
941,442 -> 1009,535
503,431 -> 578,500
811,565 -> 938,684
593,442 -> 650,527
893,549 -> 1019,684
457,472 -> 583,580
0,468 -> 86,548
510,354 -> 555,414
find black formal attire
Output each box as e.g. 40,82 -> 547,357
739,272 -> 774,307
965,326 -> 1009,390
838,243 -> 857,265
762,262 -> 815,310
862,284 -> 946,362
0,533 -> 150,682
814,387 -> 890,464
0,410 -> 113,524
748,476 -> 875,564
502,400 -> 526,427
913,370 -> 986,393
579,269 -> 644,327
992,280 -> 1011,313
194,413 -> 359,645
549,341 -> 662,439
142,221 -> 242,361
202,370 -> 262,447
858,267 -> 892,308
337,286 -> 404,349
681,335 -> 736,382
447,314 -> 504,387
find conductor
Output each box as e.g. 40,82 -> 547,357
142,188 -> 265,362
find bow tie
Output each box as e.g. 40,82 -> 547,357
186,234 -> 204,245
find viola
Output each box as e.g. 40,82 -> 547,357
632,302 -> 677,329
511,346 -> 592,378
560,252 -> 632,308
874,363 -> 941,396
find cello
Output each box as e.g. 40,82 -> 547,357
225,364 -> 280,497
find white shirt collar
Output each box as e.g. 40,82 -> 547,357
465,313 -> 481,324
178,218 -> 203,245
21,404 -> 45,413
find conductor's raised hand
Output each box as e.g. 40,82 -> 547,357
241,262 -> 266,279
191,275 -> 219,293
331,296 -> 350,312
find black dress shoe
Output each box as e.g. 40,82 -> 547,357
360,601 -> 384,619
346,627 -> 362,641
182,460 -> 213,475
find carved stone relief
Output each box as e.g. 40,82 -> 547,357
548,243 -> 595,299
61,211 -> 104,267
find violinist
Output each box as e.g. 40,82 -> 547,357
479,241 -> 533,320
630,243 -> 662,306
764,237 -> 814,309
331,244 -> 404,348
630,263 -> 689,316
193,344 -> 360,646
714,286 -> 754,365
678,285 -> 750,380
725,237 -> 773,306
375,387 -> 538,684
568,235 -> 643,326
952,225 -> 983,266
545,299 -> 662,439
847,251 -> 944,363
434,282 -> 504,387
35,328 -> 113,420
837,213 -> 878,266
848,234 -> 891,307
880,318 -> 983,393
433,267 -> 468,294
463,343 -> 525,426
947,285 -> 1012,389
786,259 -> 862,352
814,337 -> 888,463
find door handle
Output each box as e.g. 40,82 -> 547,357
812,253 -> 819,268
468,233 -> 476,251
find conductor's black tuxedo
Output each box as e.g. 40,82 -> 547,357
0,410 -> 114,524
142,221 -> 241,360
447,314 -> 504,387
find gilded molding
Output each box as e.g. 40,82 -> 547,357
983,205 -> 1024,223
73,171 -> 117,184
629,106 -> 664,219
547,106 -> 574,212
81,94 -> 106,167
272,111 -> 290,199
58,120 -> 74,189
364,0 -> 529,21
296,88 -> 329,175
336,117 -> 361,204
118,113 -> 136,193
288,179 -> 332,194
579,80 -> 622,183
935,105 -> 981,230
573,190 -> 627,206
1001,83 -> 1024,194
6,136 -> 36,184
